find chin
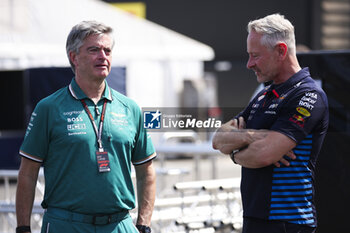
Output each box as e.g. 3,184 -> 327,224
256,76 -> 265,84
96,71 -> 109,78
257,75 -> 270,84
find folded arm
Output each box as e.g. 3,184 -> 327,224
213,118 -> 296,168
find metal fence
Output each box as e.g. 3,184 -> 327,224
1,139 -> 243,233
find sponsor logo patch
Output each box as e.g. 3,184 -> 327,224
296,107 -> 311,117
289,114 -> 306,127
298,100 -> 314,110
258,95 -> 265,101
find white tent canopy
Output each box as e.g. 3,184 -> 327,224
0,0 -> 214,70
1,0 -> 215,110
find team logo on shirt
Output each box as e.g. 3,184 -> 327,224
144,110 -> 162,129
289,114 -> 306,127
63,110 -> 87,136
289,105 -> 312,128
110,112 -> 128,126
111,112 -> 126,118
298,92 -> 317,110
296,107 -> 311,117
67,117 -> 84,123
24,112 -> 37,137
67,124 -> 86,130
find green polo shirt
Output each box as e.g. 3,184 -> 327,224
20,78 -> 156,214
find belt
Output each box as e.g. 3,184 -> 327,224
46,207 -> 129,225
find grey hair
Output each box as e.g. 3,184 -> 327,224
247,14 -> 296,55
66,20 -> 114,73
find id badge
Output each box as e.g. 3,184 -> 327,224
96,151 -> 111,173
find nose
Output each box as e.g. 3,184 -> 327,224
246,57 -> 254,69
98,50 -> 108,59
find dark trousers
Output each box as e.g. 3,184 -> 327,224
242,217 -> 316,233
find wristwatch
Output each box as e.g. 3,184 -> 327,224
136,224 -> 151,233
230,149 -> 240,164
16,226 -> 31,233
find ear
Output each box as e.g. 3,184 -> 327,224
276,42 -> 288,59
69,51 -> 77,66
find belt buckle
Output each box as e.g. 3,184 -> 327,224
92,215 -> 111,225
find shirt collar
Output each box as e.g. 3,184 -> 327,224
69,78 -> 113,101
270,67 -> 310,97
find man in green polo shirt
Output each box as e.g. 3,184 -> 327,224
16,21 -> 156,233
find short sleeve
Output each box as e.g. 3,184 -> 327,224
271,90 -> 328,143
131,106 -> 156,165
19,101 -> 50,162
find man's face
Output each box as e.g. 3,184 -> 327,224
246,31 -> 280,83
71,34 -> 113,80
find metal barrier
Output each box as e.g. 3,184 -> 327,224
0,169 -> 45,233
171,178 -> 243,233
0,167 -> 192,233
0,137 -> 242,233
155,131 -> 221,181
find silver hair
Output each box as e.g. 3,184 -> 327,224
66,20 -> 114,73
247,14 -> 296,55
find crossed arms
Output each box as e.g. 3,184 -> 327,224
212,117 -> 296,168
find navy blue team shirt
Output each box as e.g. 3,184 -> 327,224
237,68 -> 329,227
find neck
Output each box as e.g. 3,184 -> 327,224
75,75 -> 105,104
273,55 -> 301,85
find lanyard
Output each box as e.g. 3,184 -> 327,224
80,99 -> 108,152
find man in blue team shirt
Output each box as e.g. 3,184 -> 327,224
212,14 -> 328,233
